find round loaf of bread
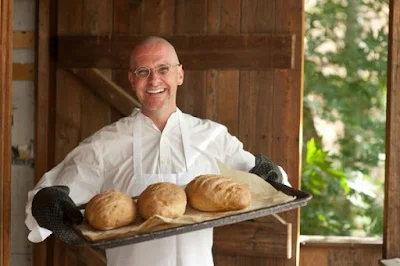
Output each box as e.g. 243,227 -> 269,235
137,182 -> 187,219
85,190 -> 137,230
185,174 -> 252,212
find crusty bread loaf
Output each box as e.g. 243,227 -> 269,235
85,190 -> 137,230
137,182 -> 187,219
185,175 -> 252,212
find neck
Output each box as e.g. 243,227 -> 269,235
142,107 -> 177,131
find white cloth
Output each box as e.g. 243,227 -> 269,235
25,108 -> 289,266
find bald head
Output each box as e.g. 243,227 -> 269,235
130,36 -> 180,70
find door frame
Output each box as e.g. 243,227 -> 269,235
0,0 -> 13,265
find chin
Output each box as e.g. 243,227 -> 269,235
146,102 -> 176,114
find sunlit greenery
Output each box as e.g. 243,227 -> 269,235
301,0 -> 388,237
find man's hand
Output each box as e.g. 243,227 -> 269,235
249,154 -> 283,184
32,186 -> 84,245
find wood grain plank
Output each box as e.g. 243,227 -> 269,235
205,0 -> 241,134
57,35 -> 295,69
174,1 -> 207,119
12,63 -> 34,80
57,0 -> 83,35
80,0 -> 113,144
299,247 -> 328,266
53,68 -> 82,265
142,0 -> 174,35
0,1 -> 13,266
254,70 -> 274,156
215,70 -> 240,136
236,256 -> 287,266
112,70 -> 136,97
79,246 -> 106,266
213,217 -> 291,258
176,70 -> 206,118
112,0 -> 142,114
384,0 -> 400,259
218,0 -> 241,34
238,71 -> 260,152
206,0 -> 221,35
205,70 -> 218,121
113,0 -> 130,35
80,86 -> 110,140
175,0 -> 207,34
34,0 -> 57,265
241,0 -> 276,33
300,243 -> 382,266
113,0 -> 144,35
82,0 -> 113,35
70,68 -> 141,116
13,31 -> 34,49
213,254 -> 237,266
55,69 -> 82,163
54,5 -> 83,263
55,1 -> 84,266
272,1 -> 303,266
272,0 -> 303,187
239,1 -> 302,266
238,70 -> 274,156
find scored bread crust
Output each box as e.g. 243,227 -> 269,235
185,174 -> 252,212
137,182 -> 187,219
85,190 -> 137,230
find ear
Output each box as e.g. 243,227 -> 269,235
128,71 -> 135,90
177,66 -> 184,86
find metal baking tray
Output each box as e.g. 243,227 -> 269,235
75,180 -> 312,249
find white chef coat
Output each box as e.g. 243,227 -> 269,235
25,108 -> 289,266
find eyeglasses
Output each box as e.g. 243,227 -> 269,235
132,63 -> 181,79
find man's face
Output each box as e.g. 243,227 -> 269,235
128,43 -> 184,117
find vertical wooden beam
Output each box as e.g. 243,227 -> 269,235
383,0 -> 400,259
35,0 -> 58,265
0,0 -> 13,265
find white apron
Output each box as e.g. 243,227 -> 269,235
105,111 -> 216,266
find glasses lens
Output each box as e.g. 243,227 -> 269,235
135,67 -> 150,78
156,64 -> 171,76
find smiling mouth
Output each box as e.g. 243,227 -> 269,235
146,89 -> 165,94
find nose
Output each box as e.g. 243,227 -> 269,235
147,70 -> 161,86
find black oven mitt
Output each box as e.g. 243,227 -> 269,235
32,185 -> 84,245
249,154 -> 283,184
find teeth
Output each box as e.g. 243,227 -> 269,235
147,89 -> 165,94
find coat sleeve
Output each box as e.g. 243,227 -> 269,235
220,129 -> 291,186
25,139 -> 104,243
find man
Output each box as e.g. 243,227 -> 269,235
25,36 -> 289,266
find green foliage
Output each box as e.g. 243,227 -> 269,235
301,0 -> 387,236
300,139 -> 383,236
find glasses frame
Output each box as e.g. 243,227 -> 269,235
131,63 -> 181,79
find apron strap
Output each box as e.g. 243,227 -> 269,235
133,113 -> 143,176
178,110 -> 192,171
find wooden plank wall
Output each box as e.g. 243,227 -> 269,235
35,0 -> 58,265
300,244 -> 382,266
13,32 -> 35,81
383,0 -> 400,259
0,0 -> 13,266
65,240 -> 383,266
52,1 -> 113,265
34,0 -> 303,266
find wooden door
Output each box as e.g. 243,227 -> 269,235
35,0 -> 304,266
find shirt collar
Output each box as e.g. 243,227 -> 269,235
135,108 -> 181,132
